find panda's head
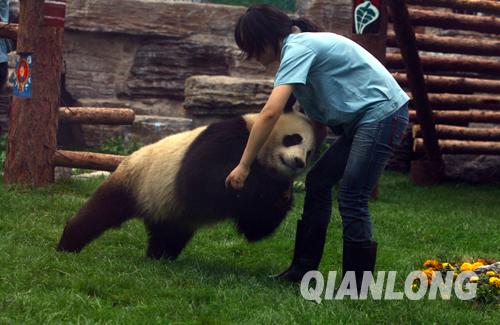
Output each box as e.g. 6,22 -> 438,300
244,111 -> 317,180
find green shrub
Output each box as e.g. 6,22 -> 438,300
96,136 -> 143,156
0,133 -> 6,171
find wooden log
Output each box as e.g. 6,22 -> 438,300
54,150 -> 125,171
59,107 -> 135,125
413,138 -> 500,155
394,73 -> 500,94
407,0 -> 500,16
413,124 -> 500,141
423,93 -> 500,110
387,32 -> 500,56
4,0 -> 65,186
409,110 -> 500,123
0,23 -> 18,39
388,0 -> 442,163
405,8 -> 500,34
386,53 -> 500,75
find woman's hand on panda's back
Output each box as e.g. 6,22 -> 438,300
225,163 -> 250,190
225,84 -> 295,190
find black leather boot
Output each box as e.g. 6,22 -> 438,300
342,240 -> 377,292
271,219 -> 328,282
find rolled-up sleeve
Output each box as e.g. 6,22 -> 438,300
274,43 -> 316,87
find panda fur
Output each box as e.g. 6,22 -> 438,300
57,110 -> 319,260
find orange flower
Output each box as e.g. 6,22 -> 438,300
422,268 -> 434,282
476,258 -> 488,265
424,259 -> 441,269
471,262 -> 485,270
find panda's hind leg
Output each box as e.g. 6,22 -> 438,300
57,175 -> 136,253
145,221 -> 194,260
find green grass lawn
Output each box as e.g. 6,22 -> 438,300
0,172 -> 499,324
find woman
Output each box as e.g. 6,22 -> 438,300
225,4 -> 409,288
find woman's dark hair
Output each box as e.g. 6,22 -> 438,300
234,4 -> 321,60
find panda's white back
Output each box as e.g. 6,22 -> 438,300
117,126 -> 208,222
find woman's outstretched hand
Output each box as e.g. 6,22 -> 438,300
225,163 -> 250,190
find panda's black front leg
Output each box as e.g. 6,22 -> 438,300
236,192 -> 293,242
145,221 -> 194,260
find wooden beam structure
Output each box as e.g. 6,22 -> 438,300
386,53 -> 500,76
0,23 -> 18,39
409,110 -> 500,124
413,124 -> 500,141
388,0 -> 444,184
4,0 -> 66,186
414,139 -> 500,155
394,73 -> 500,94
404,8 -> 500,34
387,33 -> 500,57
388,0 -> 442,165
407,0 -> 500,16
59,107 -> 135,125
54,150 -> 125,172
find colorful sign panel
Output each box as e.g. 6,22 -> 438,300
353,0 -> 382,34
13,53 -> 33,98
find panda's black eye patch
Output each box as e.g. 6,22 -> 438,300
283,134 -> 303,147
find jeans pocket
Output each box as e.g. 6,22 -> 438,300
391,106 -> 409,146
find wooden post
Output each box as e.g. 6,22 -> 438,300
4,0 -> 66,186
351,0 -> 388,198
388,0 -> 444,185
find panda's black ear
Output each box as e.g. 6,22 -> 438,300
283,94 -> 296,113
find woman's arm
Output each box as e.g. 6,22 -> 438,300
225,84 -> 295,189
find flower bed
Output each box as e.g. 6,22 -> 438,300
416,258 -> 499,304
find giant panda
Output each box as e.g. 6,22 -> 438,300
57,109 -> 322,260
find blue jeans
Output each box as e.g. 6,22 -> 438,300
302,103 -> 409,243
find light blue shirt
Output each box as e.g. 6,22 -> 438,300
0,0 -> 10,63
274,32 -> 409,135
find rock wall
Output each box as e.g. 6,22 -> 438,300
62,0 -> 270,120
297,0 -> 352,35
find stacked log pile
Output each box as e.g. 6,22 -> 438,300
388,0 -> 500,157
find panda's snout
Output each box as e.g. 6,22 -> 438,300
294,157 -> 305,169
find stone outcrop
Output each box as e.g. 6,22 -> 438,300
184,75 -> 273,116
65,0 -> 244,39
